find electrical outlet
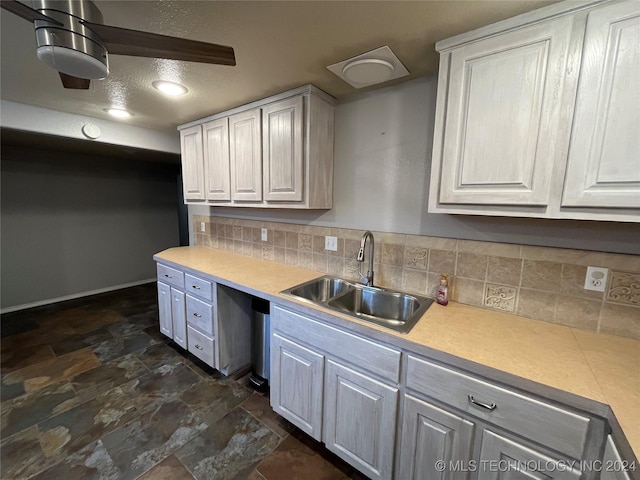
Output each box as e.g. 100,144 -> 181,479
325,235 -> 338,251
261,228 -> 268,242
200,221 -> 206,233
584,266 -> 608,292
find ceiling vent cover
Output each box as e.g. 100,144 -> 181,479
327,45 -> 409,89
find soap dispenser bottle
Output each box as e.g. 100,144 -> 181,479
437,274 -> 449,306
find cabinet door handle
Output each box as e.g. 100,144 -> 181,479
195,344 -> 203,350
468,394 -> 497,411
193,312 -> 202,318
164,274 -> 172,278
192,285 -> 201,290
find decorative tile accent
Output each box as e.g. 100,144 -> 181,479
484,284 -> 517,312
404,247 -> 428,271
606,271 -> 640,306
298,234 -> 313,252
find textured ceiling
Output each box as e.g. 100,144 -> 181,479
1,0 -> 557,134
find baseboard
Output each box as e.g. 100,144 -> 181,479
0,279 -> 156,314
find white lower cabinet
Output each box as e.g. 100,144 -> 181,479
157,281 -> 187,349
398,394 -> 475,480
270,304 -> 401,480
324,360 -> 398,480
270,333 -> 324,441
601,435 -> 634,480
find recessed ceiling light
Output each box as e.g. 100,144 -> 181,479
105,108 -> 131,118
152,80 -> 188,96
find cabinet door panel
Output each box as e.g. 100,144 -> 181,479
562,1 -> 640,208
438,15 -> 574,206
324,360 -> 398,480
180,125 -> 205,201
157,282 -> 173,338
270,333 -> 324,441
171,289 -> 187,349
477,430 -> 581,480
263,96 -> 304,202
230,108 -> 262,201
399,395 -> 475,480
601,435 -> 633,480
203,118 -> 231,201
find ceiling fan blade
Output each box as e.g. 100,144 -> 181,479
0,0 -> 62,25
82,21 -> 236,66
59,72 -> 90,89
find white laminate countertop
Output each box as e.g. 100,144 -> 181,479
154,246 -> 640,459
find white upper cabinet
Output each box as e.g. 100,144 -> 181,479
263,96 -> 304,203
202,118 -> 231,202
230,108 -> 262,202
438,15 -> 574,207
562,1 -> 640,212
429,0 -> 640,222
179,125 -> 205,201
178,85 -> 335,209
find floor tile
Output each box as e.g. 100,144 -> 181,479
257,434 -> 349,480
135,341 -> 188,371
70,353 -> 149,403
0,343 -> 55,372
3,348 -> 101,393
180,377 -> 252,426
175,407 -> 281,480
49,327 -> 114,356
91,331 -> 157,363
137,455 -> 195,480
0,425 -> 56,479
1,381 -> 80,440
31,439 -> 120,480
1,374 -> 26,402
37,380 -> 142,460
134,363 -> 202,406
102,399 -> 207,479
242,392 -> 295,438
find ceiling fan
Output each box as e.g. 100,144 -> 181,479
1,0 -> 236,89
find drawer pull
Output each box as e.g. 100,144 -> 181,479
164,274 -> 172,278
195,343 -> 203,350
192,285 -> 201,290
468,394 -> 496,411
193,312 -> 202,318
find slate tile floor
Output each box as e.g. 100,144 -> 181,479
1,283 -> 368,479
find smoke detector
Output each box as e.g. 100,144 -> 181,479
327,46 -> 409,89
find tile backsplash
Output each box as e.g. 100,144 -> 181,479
194,215 -> 640,340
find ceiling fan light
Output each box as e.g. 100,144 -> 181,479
106,108 -> 131,118
37,45 -> 109,79
152,80 -> 188,96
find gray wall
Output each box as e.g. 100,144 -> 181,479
1,144 -> 181,310
191,76 -> 640,255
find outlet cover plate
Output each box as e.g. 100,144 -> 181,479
261,228 -> 268,242
584,266 -> 608,292
325,236 -> 338,251
200,222 -> 206,233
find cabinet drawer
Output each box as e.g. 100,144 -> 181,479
157,263 -> 184,288
185,273 -> 213,301
406,355 -> 591,460
272,305 -> 401,383
186,295 -> 214,336
187,325 -> 215,367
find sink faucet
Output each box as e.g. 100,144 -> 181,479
357,231 -> 375,286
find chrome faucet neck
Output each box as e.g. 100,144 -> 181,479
357,231 -> 375,286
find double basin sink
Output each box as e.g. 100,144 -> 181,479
281,275 -> 434,333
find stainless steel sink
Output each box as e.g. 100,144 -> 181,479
281,275 -> 433,334
287,276 -> 353,303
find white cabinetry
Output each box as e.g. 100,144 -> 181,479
177,85 -> 335,209
230,108 -> 262,202
601,435 -> 635,480
270,305 -> 400,480
561,1 -> 640,213
156,262 -> 251,375
429,0 -> 640,222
